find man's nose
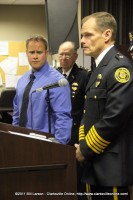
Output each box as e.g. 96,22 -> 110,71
33,52 -> 38,58
62,54 -> 67,59
81,37 -> 85,43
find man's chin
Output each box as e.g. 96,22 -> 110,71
83,51 -> 90,56
61,64 -> 68,68
32,65 -> 43,71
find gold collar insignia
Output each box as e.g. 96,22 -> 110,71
95,74 -> 102,87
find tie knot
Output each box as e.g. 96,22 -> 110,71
63,74 -> 67,78
30,73 -> 35,81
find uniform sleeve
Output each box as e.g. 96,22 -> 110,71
79,123 -> 85,141
80,66 -> 133,160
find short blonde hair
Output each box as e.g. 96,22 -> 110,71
26,34 -> 48,50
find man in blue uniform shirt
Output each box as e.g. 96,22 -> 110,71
12,35 -> 72,144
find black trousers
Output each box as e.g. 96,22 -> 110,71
77,162 -> 87,200
86,185 -> 130,200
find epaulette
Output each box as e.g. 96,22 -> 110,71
86,68 -> 92,72
77,65 -> 90,72
77,65 -> 84,69
115,52 -> 124,60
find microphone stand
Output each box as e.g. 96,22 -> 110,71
46,89 -> 51,133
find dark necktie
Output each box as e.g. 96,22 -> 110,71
19,73 -> 35,127
63,74 -> 67,78
91,61 -> 96,71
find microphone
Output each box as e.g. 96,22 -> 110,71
32,78 -> 68,93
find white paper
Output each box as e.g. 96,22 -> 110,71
5,74 -> 21,88
0,57 -> 18,75
18,52 -> 29,66
0,41 -> 8,55
8,131 -> 52,142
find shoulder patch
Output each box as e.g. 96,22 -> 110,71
114,67 -> 130,83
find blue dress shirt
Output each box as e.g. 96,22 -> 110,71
12,62 -> 72,144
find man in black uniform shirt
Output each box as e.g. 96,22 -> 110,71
58,41 -> 89,145
75,12 -> 133,200
128,31 -> 133,200
58,41 -> 89,199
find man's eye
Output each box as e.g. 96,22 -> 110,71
29,51 -> 43,54
37,51 -> 43,54
84,34 -> 90,38
29,51 -> 35,54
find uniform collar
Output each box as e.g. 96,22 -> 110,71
95,45 -> 114,67
62,66 -> 73,78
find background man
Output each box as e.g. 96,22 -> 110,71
58,41 -> 89,145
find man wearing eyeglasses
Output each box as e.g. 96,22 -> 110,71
58,41 -> 89,145
57,41 -> 89,199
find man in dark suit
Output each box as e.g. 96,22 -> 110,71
57,41 -> 89,199
75,12 -> 133,200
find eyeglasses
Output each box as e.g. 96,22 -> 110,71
58,53 -> 76,59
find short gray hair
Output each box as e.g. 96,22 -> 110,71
82,12 -> 117,41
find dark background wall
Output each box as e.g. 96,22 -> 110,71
81,0 -> 133,59
82,0 -> 133,45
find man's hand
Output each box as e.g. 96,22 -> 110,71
75,143 -> 85,162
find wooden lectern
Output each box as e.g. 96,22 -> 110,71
0,123 -> 78,200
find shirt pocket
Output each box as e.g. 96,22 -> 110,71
87,88 -> 107,119
88,88 -> 107,99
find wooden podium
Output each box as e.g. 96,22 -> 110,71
0,123 -> 78,200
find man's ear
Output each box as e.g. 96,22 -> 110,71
104,29 -> 112,42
